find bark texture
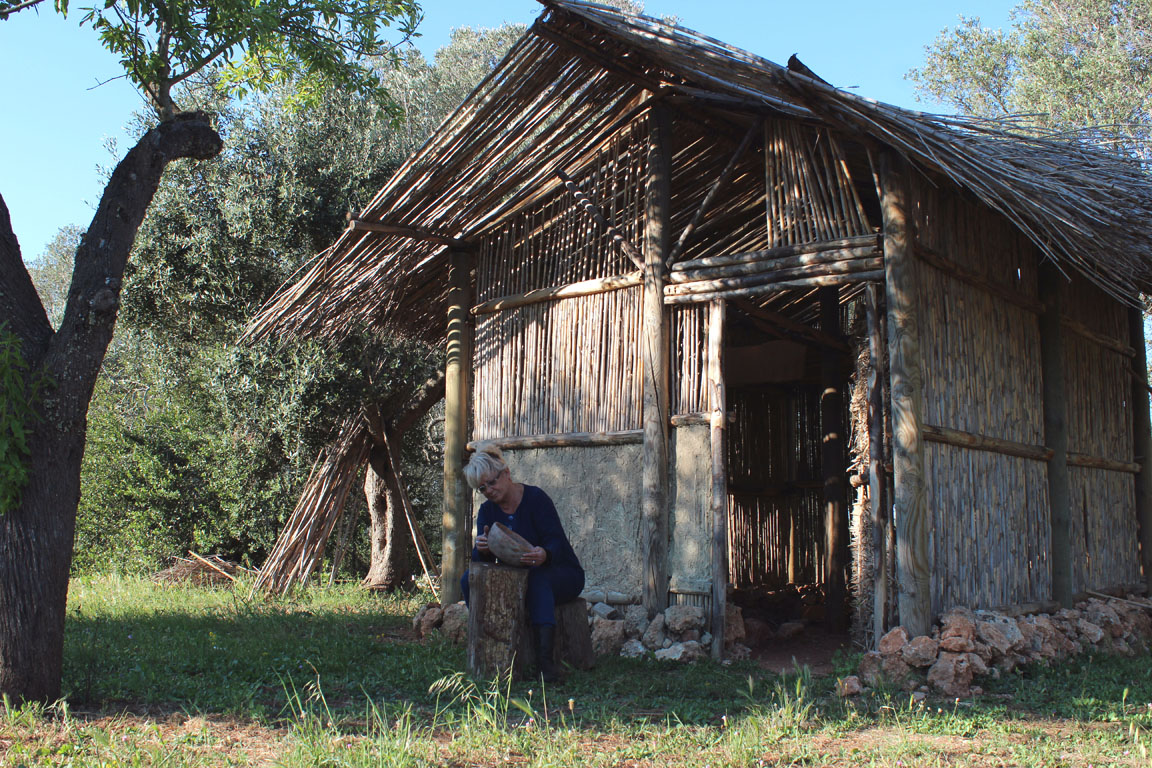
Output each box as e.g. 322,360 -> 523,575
363,443 -> 413,590
0,112 -> 222,703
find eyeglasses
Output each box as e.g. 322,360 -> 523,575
476,469 -> 506,493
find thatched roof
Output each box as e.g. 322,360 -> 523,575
248,0 -> 1152,344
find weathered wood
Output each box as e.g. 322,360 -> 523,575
471,272 -> 642,315
865,283 -> 889,644
1066,452 -> 1140,474
879,150 -> 931,637
442,250 -> 474,606
707,299 -> 727,659
1039,262 -> 1073,607
1061,315 -> 1136,358
921,423 -> 1055,463
1130,306 -> 1152,593
667,246 -> 880,284
666,256 -> 883,295
663,270 -> 885,304
734,298 -> 850,353
642,102 -> 672,617
346,218 -> 473,249
467,563 -> 531,680
820,286 -> 849,632
467,430 -> 644,452
515,598 -> 596,673
556,169 -> 646,270
913,242 -> 1043,315
671,233 -> 879,272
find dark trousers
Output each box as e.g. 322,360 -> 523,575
461,564 -> 584,625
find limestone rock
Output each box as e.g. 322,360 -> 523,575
655,641 -> 705,662
642,613 -> 666,650
975,621 -> 1013,658
581,588 -> 607,604
441,602 -> 469,645
902,635 -> 939,668
665,604 -> 705,634
965,652 -> 989,677
725,603 -> 746,645
878,627 -> 909,656
837,676 -> 863,697
858,651 -> 883,686
413,603 -> 444,639
881,654 -> 916,689
975,611 -> 1024,653
700,631 -> 713,648
680,629 -> 701,643
939,608 -> 977,653
927,651 -> 973,698
1077,618 -> 1104,644
592,618 -> 626,657
743,617 -> 772,646
725,643 -> 751,660
620,639 -> 646,658
777,620 -> 805,640
623,605 -> 649,639
591,602 -> 620,621
605,591 -> 632,605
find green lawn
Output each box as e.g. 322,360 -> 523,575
4,574 -> 1152,766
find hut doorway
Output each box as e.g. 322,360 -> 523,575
723,297 -> 853,654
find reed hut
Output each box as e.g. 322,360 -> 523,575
248,0 -> 1152,649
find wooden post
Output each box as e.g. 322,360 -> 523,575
442,249 -> 474,606
865,284 -> 890,644
1039,262 -> 1073,606
707,299 -> 728,658
466,563 -> 530,679
1129,307 -> 1152,592
820,286 -> 849,632
879,150 -> 932,637
642,103 -> 672,617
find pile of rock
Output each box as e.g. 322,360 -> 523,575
844,595 -> 1152,698
412,601 -> 468,643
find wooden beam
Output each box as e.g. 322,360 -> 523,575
1130,306 -> 1152,593
1066,452 -> 1140,474
667,120 -> 761,266
865,283 -> 890,646
663,270 -> 884,305
921,423 -> 1054,462
913,242 -> 1042,315
1062,316 -> 1136,358
671,233 -> 879,272
707,299 -> 728,659
667,245 -> 880,284
665,257 -> 883,296
733,298 -> 850,353
879,150 -> 932,637
556,169 -> 645,271
821,286 -> 849,632
641,102 -> 673,617
471,272 -> 642,315
1039,262 -> 1073,607
466,430 -> 643,451
441,250 -> 474,606
347,219 -> 472,249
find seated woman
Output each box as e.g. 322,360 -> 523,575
460,447 -> 584,682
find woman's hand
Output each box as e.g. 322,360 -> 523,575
476,525 -> 491,554
521,546 -> 547,567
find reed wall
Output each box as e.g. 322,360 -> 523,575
910,176 -> 1052,614
1060,279 -> 1140,591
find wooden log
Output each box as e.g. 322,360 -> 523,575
913,242 -> 1043,315
642,102 -> 673,617
663,270 -> 885,305
515,598 -> 596,674
346,218 -> 473,249
442,250 -> 474,606
734,298 -> 850,353
820,286 -> 849,632
1130,306 -> 1152,593
466,563 -> 530,680
1066,452 -> 1141,474
865,283 -> 889,644
879,150 -> 932,637
667,245 -> 880,284
467,430 -> 644,451
707,299 -> 728,659
671,233 -> 880,272
1062,315 -> 1136,358
471,272 -> 642,315
1039,262 -> 1073,607
921,423 -> 1055,462
666,257 -> 883,295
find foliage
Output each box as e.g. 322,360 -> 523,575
52,0 -> 421,118
910,0 -> 1152,159
0,323 -> 47,514
25,225 -> 84,330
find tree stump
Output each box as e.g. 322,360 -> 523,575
466,563 -> 595,679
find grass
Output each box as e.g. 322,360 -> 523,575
3,574 -> 1152,766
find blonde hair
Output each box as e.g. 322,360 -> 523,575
463,446 -> 508,489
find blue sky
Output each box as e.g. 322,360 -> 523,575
1,0 -> 1016,263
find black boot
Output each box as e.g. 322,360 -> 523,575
533,624 -> 559,683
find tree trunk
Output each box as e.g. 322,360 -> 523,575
362,443 -> 413,591
0,112 -> 222,704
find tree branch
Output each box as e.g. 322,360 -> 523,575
0,0 -> 47,20
0,194 -> 52,362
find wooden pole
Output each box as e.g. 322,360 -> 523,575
865,283 -> 889,645
1129,307 -> 1152,592
1039,262 -> 1073,606
820,286 -> 849,632
642,103 -> 672,617
707,299 -> 728,659
441,249 -> 474,606
878,150 -> 932,637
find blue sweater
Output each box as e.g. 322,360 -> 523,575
471,484 -> 583,572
